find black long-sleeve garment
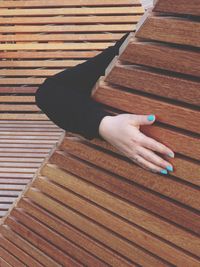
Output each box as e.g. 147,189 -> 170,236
35,32 -> 130,140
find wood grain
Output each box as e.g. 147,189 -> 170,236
105,63 -> 200,106
119,39 -> 200,78
136,15 -> 200,48
154,0 -> 200,16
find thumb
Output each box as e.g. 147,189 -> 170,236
130,114 -> 156,126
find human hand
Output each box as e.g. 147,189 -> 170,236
98,113 -> 174,174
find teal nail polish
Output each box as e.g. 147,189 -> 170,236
166,166 -> 173,172
147,114 -> 155,121
160,169 -> 168,175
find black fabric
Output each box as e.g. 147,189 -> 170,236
35,32 -> 130,140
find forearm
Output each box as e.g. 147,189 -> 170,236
48,32 -> 130,96
35,77 -> 112,140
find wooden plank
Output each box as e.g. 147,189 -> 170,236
0,69 -> 61,76
39,164 -> 200,256
0,51 -> 98,59
54,145 -> 200,187
0,7 -> 144,16
0,179 -> 30,184
0,225 -> 60,267
0,0 -> 141,8
0,232 -> 43,267
0,16 -> 141,25
59,137 -> 200,211
0,25 -> 134,33
119,40 -> 200,78
0,87 -> 37,93
0,42 -> 118,51
30,177 -> 199,266
25,188 -> 172,266
92,81 -> 200,134
0,197 -> 17,202
5,216 -> 81,267
0,257 -> 12,267
105,63 -> 200,106
18,198 -> 134,267
0,239 -> 26,267
153,0 -> 200,16
10,208 -> 117,267
0,60 -> 85,68
136,16 -> 200,48
0,33 -> 124,42
49,151 -> 200,230
0,78 -> 45,84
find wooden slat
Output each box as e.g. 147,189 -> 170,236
0,60 -> 84,68
59,137 -> 200,211
105,63 -> 200,106
0,238 -> 26,267
5,216 -> 81,267
18,198 -> 134,267
136,15 -> 200,48
0,231 -> 44,267
0,42 -> 117,51
0,225 -> 61,267
0,257 -> 12,267
0,0 -> 141,8
0,25 -> 134,33
0,7 -> 144,16
0,69 -> 62,76
0,51 -> 98,59
39,163 -> 200,256
0,33 -> 124,43
153,0 -> 200,16
29,177 -> 199,266
25,188 -> 172,266
119,40 -> 200,78
10,208 -> 118,267
92,81 -> 200,135
0,16 -> 141,25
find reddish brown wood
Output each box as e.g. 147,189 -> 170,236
153,0 -> 200,16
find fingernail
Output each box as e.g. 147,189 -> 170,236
147,114 -> 155,121
167,152 -> 174,158
166,165 -> 173,172
160,169 -> 168,175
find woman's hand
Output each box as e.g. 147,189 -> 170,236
98,113 -> 174,174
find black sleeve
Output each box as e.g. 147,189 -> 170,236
35,32 -> 130,140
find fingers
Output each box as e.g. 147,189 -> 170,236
137,132 -> 175,158
137,146 -> 173,172
130,154 -> 168,174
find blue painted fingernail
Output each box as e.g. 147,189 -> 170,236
147,114 -> 155,121
160,169 -> 168,175
166,166 -> 173,172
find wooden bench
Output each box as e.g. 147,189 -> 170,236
0,0 -> 200,267
2,0 -> 199,266
0,0 -> 143,221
